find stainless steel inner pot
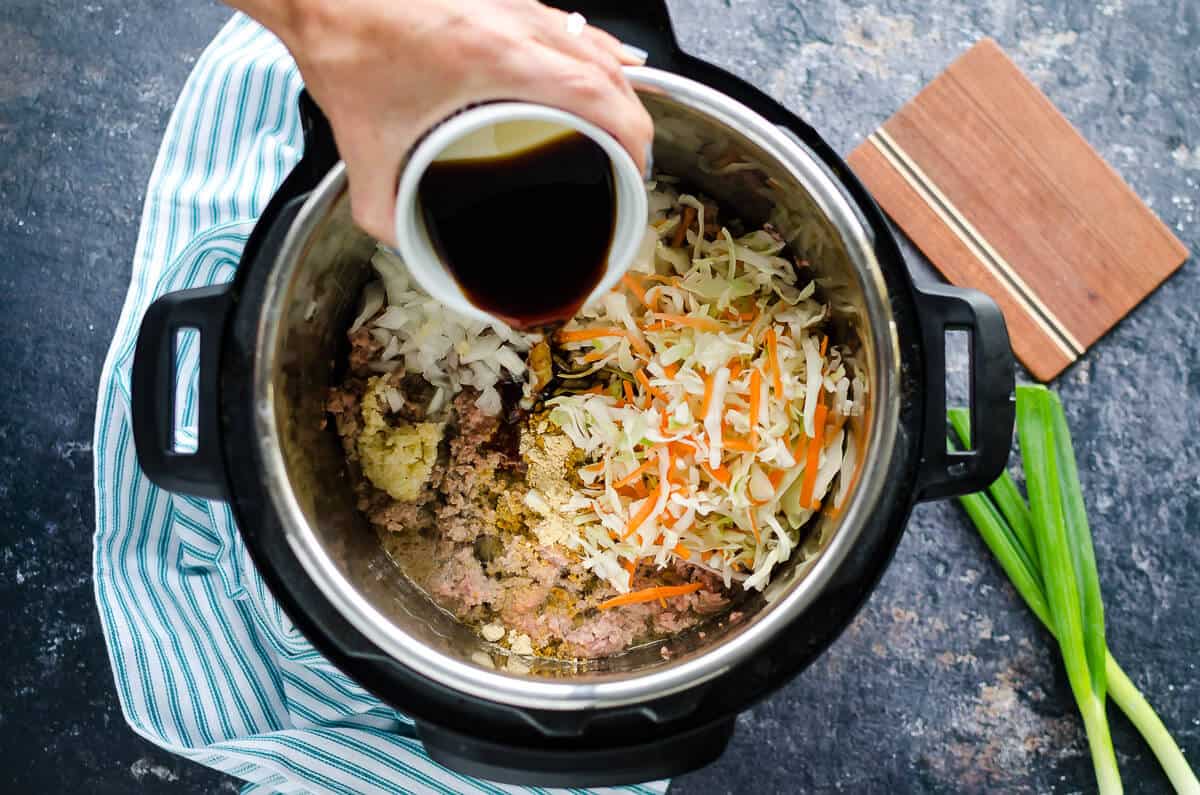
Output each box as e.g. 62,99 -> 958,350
251,67 -> 901,711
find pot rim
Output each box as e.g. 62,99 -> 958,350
252,67 -> 902,711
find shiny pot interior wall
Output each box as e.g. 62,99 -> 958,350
259,86 -> 883,687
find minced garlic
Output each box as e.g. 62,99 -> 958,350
520,432 -> 581,548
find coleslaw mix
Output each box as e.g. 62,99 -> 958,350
543,178 -> 866,596
350,176 -> 865,605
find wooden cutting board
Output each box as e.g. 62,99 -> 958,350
848,38 -> 1189,381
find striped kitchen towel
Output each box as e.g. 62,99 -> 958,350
92,13 -> 669,795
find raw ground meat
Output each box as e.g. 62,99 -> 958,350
328,327 -> 733,659
428,547 -> 500,617
347,326 -> 383,372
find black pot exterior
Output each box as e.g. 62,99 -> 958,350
130,3 -> 1014,786
214,94 -> 924,789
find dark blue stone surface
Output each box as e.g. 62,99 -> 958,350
1,1 -> 1195,792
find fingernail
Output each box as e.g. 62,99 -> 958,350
643,143 -> 655,180
621,43 -> 649,63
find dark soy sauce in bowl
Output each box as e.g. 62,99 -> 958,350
418,131 -> 616,330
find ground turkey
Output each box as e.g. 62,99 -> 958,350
328,330 -> 732,659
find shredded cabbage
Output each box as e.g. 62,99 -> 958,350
350,181 -> 866,596
542,180 -> 866,594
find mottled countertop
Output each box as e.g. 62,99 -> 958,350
1,1 -> 1196,792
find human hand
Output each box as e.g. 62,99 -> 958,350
228,0 -> 653,245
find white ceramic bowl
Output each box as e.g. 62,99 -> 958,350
393,102 -> 649,326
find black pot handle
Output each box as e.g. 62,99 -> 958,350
416,716 -> 735,787
913,283 -> 1015,500
131,284 -> 234,500
132,194 -> 308,500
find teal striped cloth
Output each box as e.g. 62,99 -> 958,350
92,14 -> 669,795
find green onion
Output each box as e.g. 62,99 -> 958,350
948,410 -> 1038,570
1047,390 -> 1108,703
950,398 -> 1199,794
1016,385 -> 1119,793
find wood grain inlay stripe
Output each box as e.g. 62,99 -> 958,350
867,128 -> 1084,360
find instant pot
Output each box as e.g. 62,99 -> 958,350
131,2 -> 1015,785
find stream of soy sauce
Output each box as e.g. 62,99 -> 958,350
417,131 -> 616,331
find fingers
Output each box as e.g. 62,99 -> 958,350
584,27 -> 647,66
533,8 -> 645,111
533,10 -> 634,103
526,11 -> 651,171
337,124 -> 404,246
510,43 -> 654,175
538,9 -> 645,66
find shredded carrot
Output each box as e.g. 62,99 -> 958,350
628,331 -> 652,358
643,274 -> 678,285
728,363 -> 742,380
621,274 -> 647,305
662,363 -> 679,379
621,558 -> 637,577
581,462 -> 604,474
819,335 -> 829,357
799,401 -> 829,509
829,417 -> 866,514
623,380 -> 636,405
765,328 -> 784,396
671,206 -> 697,248
701,461 -> 731,486
747,509 -> 761,543
584,384 -> 606,395
643,285 -> 661,313
557,327 -> 627,343
659,598 -> 668,608
722,437 -> 756,452
668,440 -> 694,458
699,371 -> 715,418
748,368 -> 762,446
828,409 -> 849,438
635,368 -> 669,404
582,349 -> 610,363
641,323 -> 669,333
651,312 -> 723,332
598,581 -> 703,609
613,458 -> 655,489
765,437 -> 809,490
793,435 -> 808,462
623,482 -> 661,539
630,479 -> 649,500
